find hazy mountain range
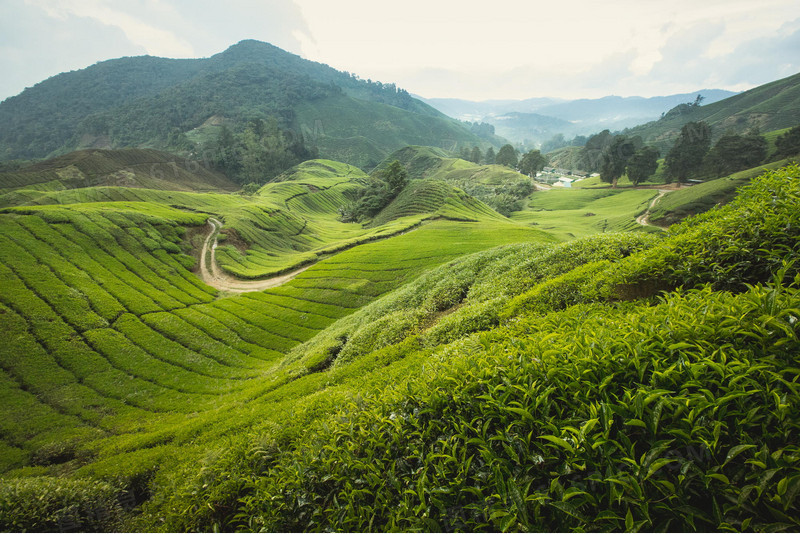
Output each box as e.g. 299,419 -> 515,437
420,90 -> 738,146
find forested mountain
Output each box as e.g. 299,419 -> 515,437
0,40 -> 488,169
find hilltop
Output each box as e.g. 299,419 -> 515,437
375,145 -> 536,215
0,40 -> 491,169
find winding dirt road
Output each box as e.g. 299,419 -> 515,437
636,190 -> 670,229
198,218 -> 310,293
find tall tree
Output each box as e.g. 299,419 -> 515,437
485,147 -> 496,164
578,129 -> 614,172
626,146 -> 660,185
664,121 -> 712,183
600,135 -> 636,187
703,133 -> 767,177
496,144 -> 518,168
383,160 -> 408,197
519,149 -> 548,176
470,146 -> 482,164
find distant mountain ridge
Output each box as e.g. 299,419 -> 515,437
420,90 -> 738,145
0,40 -> 490,169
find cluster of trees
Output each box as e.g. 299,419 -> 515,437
495,144 -> 518,167
202,117 -> 317,185
577,130 -> 616,172
519,149 -> 548,176
490,144 -> 548,176
467,180 -> 534,217
663,121 -> 779,182
575,131 -> 660,186
576,118 -> 800,187
775,124 -> 800,159
596,135 -> 660,187
458,145 -> 500,165
338,160 -> 408,222
459,146 -> 484,164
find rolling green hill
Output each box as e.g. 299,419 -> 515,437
624,71 -> 800,152
511,187 -> 661,240
0,142 -> 799,531
0,40 -> 491,168
0,163 -> 553,531
2,163 -> 797,531
374,146 -> 536,215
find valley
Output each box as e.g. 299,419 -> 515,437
0,37 -> 800,533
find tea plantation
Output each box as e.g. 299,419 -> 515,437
0,153 -> 798,532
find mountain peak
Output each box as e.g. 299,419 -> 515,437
215,39 -> 291,61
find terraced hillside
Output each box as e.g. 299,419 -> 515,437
0,154 -> 554,512
0,148 -> 238,195
133,163 -> 799,533
5,141 -> 797,531
1,158 -> 466,279
375,145 -> 536,215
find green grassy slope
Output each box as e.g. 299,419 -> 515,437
1,160 -> 798,531
0,148 -> 238,194
510,187 -> 660,240
648,157 -> 798,225
0,157 -> 517,279
0,191 -> 552,530
369,179 -> 506,227
129,164 -> 800,532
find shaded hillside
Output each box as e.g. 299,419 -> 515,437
624,71 -> 800,152
0,148 -> 238,195
0,40 -> 487,167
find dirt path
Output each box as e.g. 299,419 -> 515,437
636,190 -> 670,229
199,218 -> 311,293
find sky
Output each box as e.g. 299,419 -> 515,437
1,0 -> 799,103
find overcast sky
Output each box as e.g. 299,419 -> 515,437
1,0 -> 799,103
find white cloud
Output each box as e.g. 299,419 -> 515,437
1,0 -> 313,100
293,0 -> 800,99
24,0 -> 195,56
1,0 -> 798,102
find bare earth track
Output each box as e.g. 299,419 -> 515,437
198,218 -> 311,293
636,189 -> 670,229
